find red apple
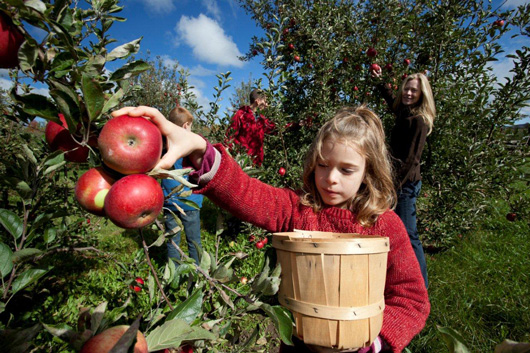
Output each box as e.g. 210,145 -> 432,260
80,325 -> 148,353
506,213 -> 516,222
366,47 -> 377,57
179,345 -> 194,353
353,86 -> 359,91
261,237 -> 268,245
402,73 -> 408,80
278,167 -> 286,176
45,114 -> 93,163
104,174 -> 164,229
404,58 -> 411,66
294,55 -> 301,62
494,19 -> 505,27
98,115 -> 163,175
240,276 -> 248,284
130,285 -> 142,292
75,167 -> 116,216
135,277 -> 145,285
255,241 -> 264,249
0,12 -> 24,69
249,234 -> 256,242
288,43 -> 295,50
252,49 -> 258,56
384,63 -> 393,71
369,63 -> 381,72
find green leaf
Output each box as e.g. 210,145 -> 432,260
0,243 -> 14,278
12,248 -> 43,264
145,319 -> 215,351
107,38 -> 142,61
18,40 -> 39,72
43,227 -> 57,244
24,0 -> 47,13
17,94 -> 59,121
11,267 -> 51,295
50,89 -> 81,127
0,209 -> 23,240
44,150 -> 65,166
437,326 -> 471,353
0,323 -> 43,353
272,306 -> 294,345
110,60 -> 151,81
81,74 -> 105,122
90,302 -> 108,333
22,144 -> 37,165
199,249 -> 211,273
44,160 -> 66,175
166,287 -> 203,323
101,88 -> 124,114
42,322 -> 76,342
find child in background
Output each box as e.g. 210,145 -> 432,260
112,105 -> 430,353
162,106 -> 203,265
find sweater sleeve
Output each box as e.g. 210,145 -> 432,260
196,144 -> 300,232
376,83 -> 396,111
376,211 -> 430,352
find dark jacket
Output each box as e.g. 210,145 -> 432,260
378,84 -> 428,189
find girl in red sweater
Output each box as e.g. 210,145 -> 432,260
111,105 -> 430,353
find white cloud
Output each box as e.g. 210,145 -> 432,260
175,14 -> 244,68
134,0 -> 175,14
502,0 -> 529,8
202,0 -> 221,21
189,65 -> 217,77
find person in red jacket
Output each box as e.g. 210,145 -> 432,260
111,105 -> 430,353
225,88 -> 275,166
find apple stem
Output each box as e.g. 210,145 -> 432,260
140,229 -> 174,311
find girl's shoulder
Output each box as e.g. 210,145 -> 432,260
374,209 -> 408,235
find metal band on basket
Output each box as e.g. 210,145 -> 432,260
279,296 -> 385,321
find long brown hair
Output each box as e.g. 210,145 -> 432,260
300,106 -> 396,227
394,73 -> 436,134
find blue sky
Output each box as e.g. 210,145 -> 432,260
1,0 -> 529,122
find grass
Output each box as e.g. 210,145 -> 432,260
409,199 -> 530,352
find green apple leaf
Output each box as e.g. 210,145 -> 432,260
437,326 -> 471,353
260,304 -> 294,346
0,209 -> 23,240
18,40 -> 39,72
44,160 -> 66,176
12,248 -> 43,264
101,88 -> 125,115
166,287 -> 203,323
146,319 -> 215,351
110,60 -> 151,81
18,94 -> 59,121
11,267 -> 51,295
107,38 -> 142,61
0,323 -> 43,353
81,74 -> 105,122
0,243 -> 14,278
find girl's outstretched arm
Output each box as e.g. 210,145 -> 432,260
111,106 -> 207,170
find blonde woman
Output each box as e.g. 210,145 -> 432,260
112,105 -> 430,353
374,71 -> 436,289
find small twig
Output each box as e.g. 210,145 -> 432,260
170,239 -> 256,304
140,229 -> 174,311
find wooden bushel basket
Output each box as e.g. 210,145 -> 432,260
272,231 -> 390,350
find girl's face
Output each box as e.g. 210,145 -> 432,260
314,138 -> 366,209
402,78 -> 422,106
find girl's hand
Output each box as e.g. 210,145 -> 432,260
111,106 -> 207,170
371,67 -> 382,79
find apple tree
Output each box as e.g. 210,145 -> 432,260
237,0 -> 530,247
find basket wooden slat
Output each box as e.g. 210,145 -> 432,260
272,231 -> 389,350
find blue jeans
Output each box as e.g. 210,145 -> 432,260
164,209 -> 202,265
396,180 -> 428,288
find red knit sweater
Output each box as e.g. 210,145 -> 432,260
197,145 -> 430,353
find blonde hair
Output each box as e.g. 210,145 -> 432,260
300,106 -> 396,227
168,106 -> 193,127
394,73 -> 436,135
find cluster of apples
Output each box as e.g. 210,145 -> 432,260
74,115 -> 165,229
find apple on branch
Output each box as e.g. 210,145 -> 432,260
104,174 -> 164,229
98,114 -> 163,175
0,12 -> 24,69
45,114 -> 95,163
75,167 -> 116,216
80,325 -> 148,353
